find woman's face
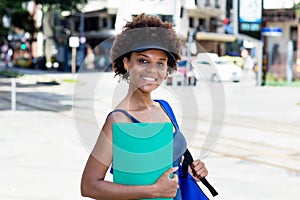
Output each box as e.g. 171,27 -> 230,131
123,49 -> 169,93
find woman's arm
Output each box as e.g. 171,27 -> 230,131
80,113 -> 179,199
81,155 -> 178,200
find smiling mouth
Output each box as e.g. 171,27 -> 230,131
141,76 -> 157,82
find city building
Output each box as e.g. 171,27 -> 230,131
59,0 -> 234,71
263,8 -> 300,80
30,0 -> 300,81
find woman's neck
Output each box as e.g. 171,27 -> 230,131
124,85 -> 154,111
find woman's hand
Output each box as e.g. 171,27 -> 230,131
153,167 -> 179,198
190,159 -> 208,182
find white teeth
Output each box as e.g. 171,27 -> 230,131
142,77 -> 156,82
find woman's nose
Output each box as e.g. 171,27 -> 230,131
145,63 -> 156,72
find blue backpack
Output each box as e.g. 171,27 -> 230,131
155,99 -> 218,200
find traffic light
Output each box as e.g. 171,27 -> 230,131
20,43 -> 27,50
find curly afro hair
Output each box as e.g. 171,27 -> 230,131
110,13 -> 182,80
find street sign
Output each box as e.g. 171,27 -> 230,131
69,36 -> 80,74
261,27 -> 282,36
238,0 -> 263,40
69,36 -> 80,48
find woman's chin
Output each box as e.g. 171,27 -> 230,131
137,83 -> 160,93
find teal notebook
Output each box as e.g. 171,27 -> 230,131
112,122 -> 173,200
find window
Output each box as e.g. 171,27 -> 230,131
197,18 -> 205,31
290,27 -> 298,51
189,17 -> 194,28
85,17 -> 99,31
161,15 -> 173,23
205,0 -> 211,7
209,17 -> 218,32
215,0 -> 220,8
111,15 -> 116,29
102,18 -> 107,28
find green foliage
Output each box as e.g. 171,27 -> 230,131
36,0 -> 88,12
0,20 -> 9,40
0,0 -> 33,43
11,9 -> 36,34
0,0 -> 88,43
0,69 -> 24,78
265,72 -> 300,87
295,2 -> 300,17
62,78 -> 78,83
0,0 -> 25,15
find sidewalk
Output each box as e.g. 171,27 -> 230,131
1,65 -> 300,199
0,65 -> 87,199
2,103 -> 300,199
0,111 -> 88,199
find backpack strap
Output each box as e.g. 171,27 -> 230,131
183,150 -> 218,197
154,99 -> 179,130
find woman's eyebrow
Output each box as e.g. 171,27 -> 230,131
136,53 -> 149,58
137,53 -> 168,61
158,57 -> 168,61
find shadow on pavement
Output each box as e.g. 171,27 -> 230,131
0,91 -> 72,112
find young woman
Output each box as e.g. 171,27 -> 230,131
81,13 -> 208,200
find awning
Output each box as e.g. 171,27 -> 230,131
85,29 -> 116,38
195,32 -> 237,42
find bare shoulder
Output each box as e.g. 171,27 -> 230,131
104,109 -> 132,128
108,110 -> 131,121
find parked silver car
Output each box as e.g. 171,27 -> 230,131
192,53 -> 243,82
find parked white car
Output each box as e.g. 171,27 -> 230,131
192,53 -> 243,82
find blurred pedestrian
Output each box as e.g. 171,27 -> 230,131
84,45 -> 95,70
241,48 -> 255,83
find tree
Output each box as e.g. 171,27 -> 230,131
295,2 -> 300,18
35,0 -> 88,65
0,0 -> 88,67
36,0 -> 88,12
0,0 -> 87,41
0,0 -> 35,44
35,0 -> 88,41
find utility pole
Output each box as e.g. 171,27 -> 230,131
78,1 -> 86,67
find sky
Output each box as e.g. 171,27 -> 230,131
264,0 -> 300,9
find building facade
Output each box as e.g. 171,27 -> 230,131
263,8 -> 300,80
57,0 -> 233,71
20,0 -> 300,81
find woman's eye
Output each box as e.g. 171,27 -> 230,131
138,59 -> 148,64
156,62 -> 166,68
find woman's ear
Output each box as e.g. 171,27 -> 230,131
123,57 -> 129,71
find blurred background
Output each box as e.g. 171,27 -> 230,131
1,0 -> 300,200
0,0 -> 299,85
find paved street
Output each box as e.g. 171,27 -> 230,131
1,68 -> 300,199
